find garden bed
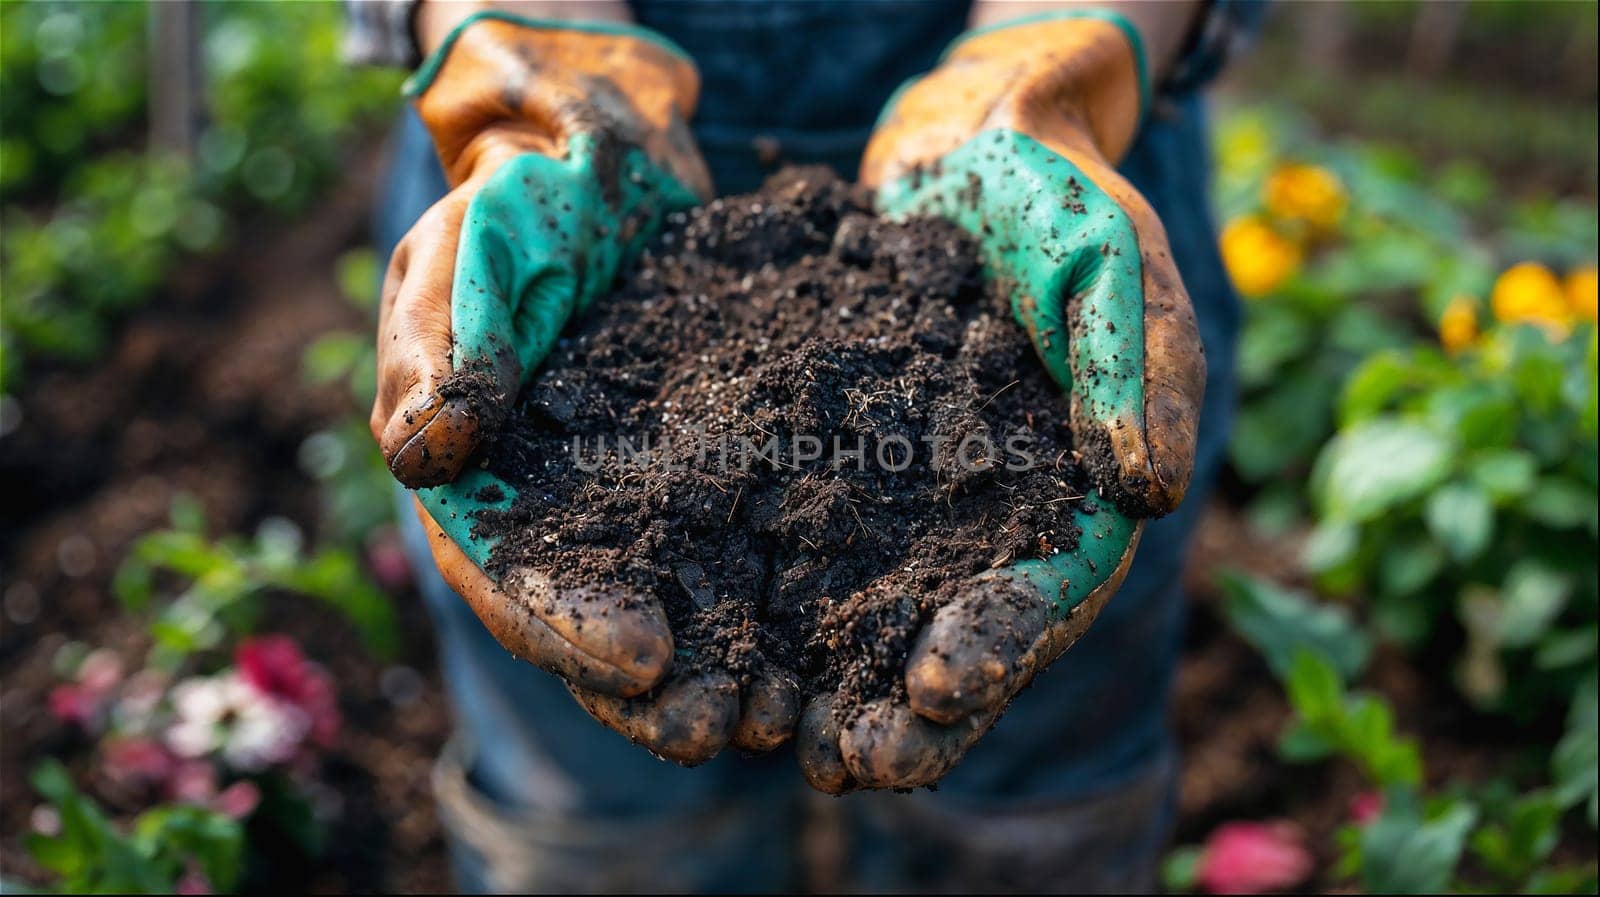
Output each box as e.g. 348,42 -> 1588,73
0,164 -> 451,893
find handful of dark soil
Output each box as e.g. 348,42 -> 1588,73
474,168 -> 1093,729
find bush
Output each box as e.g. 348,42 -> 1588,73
0,0 -> 402,391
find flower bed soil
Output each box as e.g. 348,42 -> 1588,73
470,168 -> 1095,725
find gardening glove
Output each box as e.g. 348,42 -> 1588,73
797,11 -> 1203,792
374,12 -> 794,764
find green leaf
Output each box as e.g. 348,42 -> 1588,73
1286,648 -> 1345,724
334,247 -> 380,309
1371,592 -> 1438,648
1424,482 -> 1494,562
1535,626 -> 1599,670
1278,720 -> 1336,763
1360,790 -> 1478,894
1378,536 -> 1445,597
1160,845 -> 1204,892
1314,417 -> 1454,521
1302,519 -> 1359,574
1429,386 -> 1518,449
1347,696 -> 1423,787
132,805 -> 243,892
1524,477 -> 1597,531
1219,571 -> 1372,682
1469,449 -> 1537,501
1498,561 -> 1573,648
1525,866 -> 1600,894
1553,679 -> 1599,826
1340,350 -> 1411,424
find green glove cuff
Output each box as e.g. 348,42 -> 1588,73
1005,495 -> 1141,617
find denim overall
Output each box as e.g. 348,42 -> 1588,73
375,2 -> 1244,890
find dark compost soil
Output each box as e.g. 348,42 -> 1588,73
470,168 -> 1097,719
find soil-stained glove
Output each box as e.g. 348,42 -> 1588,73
797,11 -> 1204,792
374,13 -> 792,763
374,11 -> 708,488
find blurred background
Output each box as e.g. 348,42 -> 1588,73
0,1 -> 1594,892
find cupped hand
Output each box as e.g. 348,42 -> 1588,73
797,496 -> 1140,793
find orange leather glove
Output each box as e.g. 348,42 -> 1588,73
373,14 -> 793,763
797,11 -> 1205,792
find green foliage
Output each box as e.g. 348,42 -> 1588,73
1158,844 -> 1204,893
300,247 -> 394,546
1307,326 -> 1598,715
0,1 -> 403,391
1349,788 -> 1478,894
1553,675 -> 1600,828
1279,649 -> 1423,787
1218,570 -> 1372,682
114,498 -> 398,666
1263,645 -> 1596,893
1214,105 -> 1597,540
26,760 -> 243,894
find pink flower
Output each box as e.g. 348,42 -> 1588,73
212,780 -> 261,820
175,867 -> 213,895
77,649 -> 124,694
49,683 -> 102,728
1348,791 -> 1385,825
1197,821 -> 1313,894
167,759 -> 219,803
102,737 -> 175,787
235,636 -> 341,747
365,528 -> 413,590
48,649 -> 125,730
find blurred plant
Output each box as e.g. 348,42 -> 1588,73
1305,320 -> 1597,720
1162,820 -> 1313,895
1290,649 -> 1597,894
297,247 -> 413,593
0,0 -> 403,391
113,497 -> 399,667
1211,106 -> 1597,532
26,759 -> 243,895
1168,587 -> 1600,894
32,632 -> 340,894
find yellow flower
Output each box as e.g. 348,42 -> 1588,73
1438,295 -> 1480,354
1220,216 -> 1301,298
1491,262 -> 1572,338
1565,265 -> 1597,322
1264,163 -> 1347,230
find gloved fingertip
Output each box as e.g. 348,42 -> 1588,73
576,671 -> 739,766
732,673 -> 800,752
508,571 -> 675,696
840,700 -> 975,789
796,697 -> 854,795
382,391 -> 481,488
905,580 -> 1045,725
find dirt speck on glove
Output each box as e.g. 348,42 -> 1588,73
474,167 -> 1097,724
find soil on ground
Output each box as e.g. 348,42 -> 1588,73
472,167 -> 1096,718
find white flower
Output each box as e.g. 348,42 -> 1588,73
164,673 -> 310,772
